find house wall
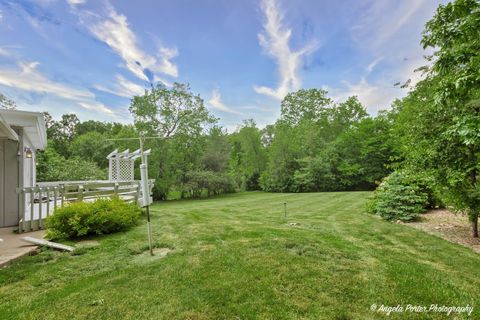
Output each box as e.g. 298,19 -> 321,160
0,138 -> 19,227
22,131 -> 36,189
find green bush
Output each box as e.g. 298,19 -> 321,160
45,197 -> 142,239
181,170 -> 236,198
367,171 -> 432,222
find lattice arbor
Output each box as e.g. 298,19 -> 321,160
107,149 -> 151,182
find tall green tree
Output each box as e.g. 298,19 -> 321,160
129,83 -> 217,199
129,83 -> 216,137
396,0 -> 480,237
280,89 -> 332,126
46,113 -> 80,158
202,126 -> 231,173
69,132 -> 114,169
229,120 -> 266,190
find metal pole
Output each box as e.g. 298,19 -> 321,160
140,133 -> 154,256
284,202 -> 287,219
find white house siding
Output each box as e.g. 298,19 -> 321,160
0,138 -> 19,227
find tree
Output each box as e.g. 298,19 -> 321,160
46,113 -> 80,158
229,120 -> 267,190
37,145 -> 106,182
332,113 -> 395,190
129,83 -> 217,199
0,93 -> 17,110
69,132 -> 114,169
395,0 -> 480,236
202,126 -> 231,173
129,83 -> 216,138
280,88 -> 332,126
261,89 -> 372,192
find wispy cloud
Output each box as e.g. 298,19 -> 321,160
331,78 -> 402,114
0,60 -> 92,100
331,55 -> 427,114
254,0 -> 317,101
351,0 -> 426,50
78,101 -> 113,114
0,47 -> 9,57
86,3 -> 178,82
366,56 -> 383,73
0,59 -> 114,116
66,0 -> 86,6
95,74 -> 146,98
208,89 -> 242,115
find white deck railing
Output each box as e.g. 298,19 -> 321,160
17,180 -> 154,233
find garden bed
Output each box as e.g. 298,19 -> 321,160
407,209 -> 480,253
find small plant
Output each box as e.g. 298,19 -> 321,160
367,171 -> 432,222
46,197 -> 142,240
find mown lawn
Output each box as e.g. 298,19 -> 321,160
1,192 -> 479,319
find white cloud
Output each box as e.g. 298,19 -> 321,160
208,89 -> 242,115
78,101 -> 113,115
332,55 -> 427,114
254,0 -> 317,101
366,56 -> 383,73
351,0 -> 426,50
0,60 -> 115,116
87,5 -> 178,81
95,74 -> 146,98
0,61 -> 93,100
0,47 -> 9,57
331,78 -> 402,115
66,0 -> 86,5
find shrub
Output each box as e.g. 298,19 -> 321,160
367,171 -> 432,222
45,197 -> 142,239
181,170 -> 236,198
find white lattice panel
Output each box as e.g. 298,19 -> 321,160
107,149 -> 150,182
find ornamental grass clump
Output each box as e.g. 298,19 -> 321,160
46,197 -> 142,240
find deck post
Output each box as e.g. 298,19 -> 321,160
78,185 -> 84,202
61,185 -> 65,207
38,187 -> 43,230
29,188 -> 34,232
45,187 -> 50,218
18,190 -> 24,233
53,187 -> 58,211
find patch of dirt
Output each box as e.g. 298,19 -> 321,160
407,209 -> 480,253
133,248 -> 172,263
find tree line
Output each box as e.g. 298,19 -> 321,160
38,83 -> 396,202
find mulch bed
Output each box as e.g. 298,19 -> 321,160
406,209 -> 480,253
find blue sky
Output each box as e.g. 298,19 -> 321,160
0,0 -> 445,130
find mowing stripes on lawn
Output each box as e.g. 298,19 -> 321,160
0,192 -> 479,319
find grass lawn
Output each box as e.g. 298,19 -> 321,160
1,192 -> 480,319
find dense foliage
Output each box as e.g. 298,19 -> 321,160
36,146 -> 106,182
392,0 -> 480,236
45,197 -> 142,239
367,171 -> 434,222
260,93 -> 395,192
39,84 -> 394,200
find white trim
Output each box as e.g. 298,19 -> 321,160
0,113 -> 19,141
0,110 -> 47,149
